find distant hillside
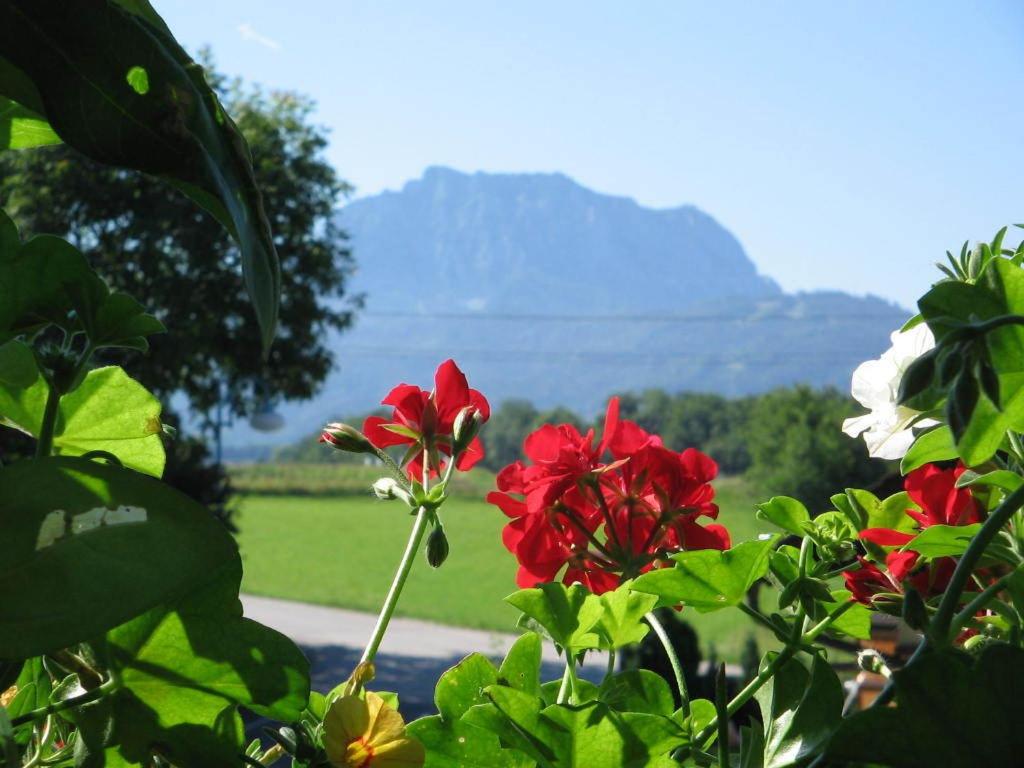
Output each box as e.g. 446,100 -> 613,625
222,167 -> 908,453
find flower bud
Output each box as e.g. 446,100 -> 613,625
452,406 -> 484,456
320,422 -> 373,454
372,477 -> 415,506
426,524 -> 450,568
856,649 -> 891,677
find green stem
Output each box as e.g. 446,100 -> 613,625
715,664 -> 731,768
360,450 -> 433,664
34,385 -> 61,458
604,647 -> 617,682
646,610 -> 689,719
566,657 -> 580,705
360,505 -> 431,664
738,602 -> 780,635
11,677 -> 118,728
692,598 -> 851,749
950,568 -> 1021,638
556,664 -> 571,705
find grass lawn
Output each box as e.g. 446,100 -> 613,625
234,469 -> 783,661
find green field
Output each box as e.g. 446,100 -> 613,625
234,467 -> 782,660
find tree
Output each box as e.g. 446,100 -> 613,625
745,385 -> 889,511
0,61 -> 360,427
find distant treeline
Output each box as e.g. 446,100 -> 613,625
275,385 -> 892,511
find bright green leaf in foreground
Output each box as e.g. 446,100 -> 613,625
94,556 -> 309,767
506,582 -> 604,652
756,496 -> 810,536
0,95 -> 59,149
905,524 -> 983,559
631,538 -> 777,612
0,365 -> 165,476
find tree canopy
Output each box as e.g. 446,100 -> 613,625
0,62 -> 360,427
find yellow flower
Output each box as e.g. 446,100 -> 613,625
323,691 -> 425,768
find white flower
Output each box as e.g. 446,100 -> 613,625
842,323 -> 938,460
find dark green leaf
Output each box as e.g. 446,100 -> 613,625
827,645 -> 1024,767
0,0 -> 280,351
0,457 -> 238,658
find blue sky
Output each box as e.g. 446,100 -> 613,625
159,1 -> 1023,310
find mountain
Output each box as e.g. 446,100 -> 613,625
223,166 -> 908,453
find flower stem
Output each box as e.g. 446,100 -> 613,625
556,664 -> 571,704
34,385 -> 61,458
950,568 -> 1021,635
360,451 -> 433,665
930,482 -> 1024,644
12,676 -> 118,728
645,610 -> 689,719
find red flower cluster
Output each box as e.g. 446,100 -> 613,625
488,397 -> 729,593
361,359 -> 490,479
844,463 -> 979,607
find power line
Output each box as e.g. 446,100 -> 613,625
360,309 -> 907,324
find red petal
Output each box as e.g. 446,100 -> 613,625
455,435 -> 485,471
859,528 -> 915,546
488,491 -> 527,519
598,396 -> 621,455
433,359 -> 470,422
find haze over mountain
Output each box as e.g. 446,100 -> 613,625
225,166 -> 908,452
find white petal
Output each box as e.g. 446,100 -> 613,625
863,425 -> 916,460
842,413 -> 875,438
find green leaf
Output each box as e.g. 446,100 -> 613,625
901,426 -> 958,474
956,469 -> 1023,492
0,456 -> 239,658
754,653 -> 842,768
598,670 -> 675,716
827,645 -> 1024,767
755,497 -> 810,536
0,95 -> 59,148
595,581 -> 658,649
631,538 -> 777,612
0,365 -> 165,476
506,582 -> 604,652
95,557 -> 309,767
465,686 -> 685,768
817,590 -> 871,640
849,489 -> 917,535
0,339 -> 38,388
904,524 -> 982,559
408,654 -> 529,768
0,0 -> 280,351
498,632 -> 543,696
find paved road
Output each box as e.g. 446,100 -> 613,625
241,594 -> 607,719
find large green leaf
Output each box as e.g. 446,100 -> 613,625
0,457 -> 238,658
754,653 -> 842,768
408,653 -> 530,768
506,583 -> 605,653
0,214 -> 164,350
0,365 -> 165,476
598,670 -> 675,716
827,645 -> 1024,767
94,558 -> 309,767
631,538 -> 777,612
498,632 -> 543,696
0,0 -> 280,351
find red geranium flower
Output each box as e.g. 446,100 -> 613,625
860,463 -> 980,547
363,359 -> 490,479
844,551 -> 954,608
489,397 -> 730,593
